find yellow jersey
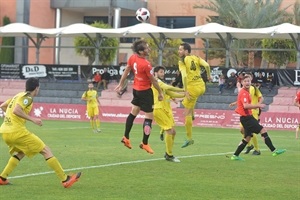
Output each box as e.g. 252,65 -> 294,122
250,85 -> 262,116
152,79 -> 184,110
82,89 -> 99,107
0,92 -> 33,133
178,55 -> 211,88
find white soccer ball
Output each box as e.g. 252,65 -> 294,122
136,8 -> 150,23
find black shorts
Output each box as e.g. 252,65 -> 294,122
240,115 -> 263,137
131,88 -> 154,113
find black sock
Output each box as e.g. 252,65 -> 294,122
261,132 -> 276,152
233,139 -> 248,156
124,113 -> 136,139
142,119 -> 152,145
13,155 -> 20,161
62,175 -> 70,183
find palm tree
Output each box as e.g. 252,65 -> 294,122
194,0 -> 291,68
295,0 -> 300,25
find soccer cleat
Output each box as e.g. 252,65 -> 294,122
121,136 -> 132,149
62,172 -> 81,188
164,153 -> 180,163
272,149 -> 286,157
181,139 -> 194,148
0,177 -> 11,185
96,128 -> 101,133
230,155 -> 244,161
244,145 -> 254,154
160,133 -> 164,141
252,150 -> 261,155
139,143 -> 154,154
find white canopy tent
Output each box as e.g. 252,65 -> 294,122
0,22 -> 299,68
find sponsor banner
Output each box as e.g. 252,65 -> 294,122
1,64 -> 300,86
0,64 -> 21,79
29,103 -> 147,123
19,64 -> 79,80
80,65 -> 179,84
24,103 -> 300,131
22,65 -> 47,78
45,65 -> 79,80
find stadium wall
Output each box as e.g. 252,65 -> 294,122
15,103 -> 299,131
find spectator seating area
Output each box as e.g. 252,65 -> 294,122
0,79 -> 26,102
0,79 -> 298,113
194,84 -> 277,111
268,86 -> 298,113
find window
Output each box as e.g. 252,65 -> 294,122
84,16 -> 108,24
157,17 -> 195,43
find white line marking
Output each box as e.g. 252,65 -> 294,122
9,152 -> 233,180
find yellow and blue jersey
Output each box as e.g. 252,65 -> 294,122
0,92 -> 33,133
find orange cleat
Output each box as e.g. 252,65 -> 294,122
121,136 -> 132,149
0,177 -> 10,185
139,143 -> 154,154
62,172 -> 81,188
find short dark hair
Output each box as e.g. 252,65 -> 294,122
180,42 -> 191,53
132,39 -> 147,54
242,75 -> 251,80
154,66 -> 165,73
26,78 -> 39,92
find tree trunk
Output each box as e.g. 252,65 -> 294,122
88,56 -> 95,65
248,51 -> 255,68
229,50 -> 238,68
260,58 -> 268,69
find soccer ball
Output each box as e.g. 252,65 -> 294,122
136,8 -> 150,23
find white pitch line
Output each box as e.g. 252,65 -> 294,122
9,152 -> 233,180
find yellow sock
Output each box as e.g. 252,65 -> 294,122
165,134 -> 174,156
0,156 -> 19,179
185,116 -> 193,140
252,134 -> 259,151
247,139 -> 253,147
46,157 -> 67,181
90,119 -> 94,129
96,118 -> 100,129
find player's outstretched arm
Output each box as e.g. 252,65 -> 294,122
166,90 -> 185,99
199,57 -> 211,80
243,102 -> 265,110
0,98 -> 11,112
163,83 -> 184,92
150,75 -> 163,101
13,104 -> 42,126
115,66 -> 131,93
229,101 -> 237,107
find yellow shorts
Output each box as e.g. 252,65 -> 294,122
2,129 -> 45,158
87,105 -> 99,117
154,108 -> 174,131
182,83 -> 206,109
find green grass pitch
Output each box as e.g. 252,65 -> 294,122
0,119 -> 299,200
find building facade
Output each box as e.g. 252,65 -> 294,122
0,0 -> 297,67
